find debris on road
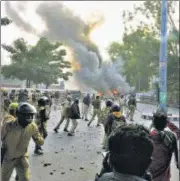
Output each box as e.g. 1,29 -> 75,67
43,163 -> 52,167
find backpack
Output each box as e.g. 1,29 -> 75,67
111,116 -> 126,133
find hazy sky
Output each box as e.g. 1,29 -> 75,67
1,1 -> 178,90
1,1 -> 143,65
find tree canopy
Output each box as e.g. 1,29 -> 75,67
2,37 -> 72,87
108,1 -> 179,103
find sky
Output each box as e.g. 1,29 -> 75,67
1,1 -> 178,90
1,1 -> 143,65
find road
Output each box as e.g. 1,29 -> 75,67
10,102 -> 179,181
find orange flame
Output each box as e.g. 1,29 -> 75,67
71,59 -> 81,71
67,47 -> 81,71
97,92 -> 103,96
112,89 -> 118,95
86,14 -> 104,39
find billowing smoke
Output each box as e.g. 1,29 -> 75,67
5,2 -> 36,34
5,1 -> 132,93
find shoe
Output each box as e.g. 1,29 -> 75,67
54,128 -> 58,133
63,129 -> 69,132
67,132 -> 74,136
34,149 -> 43,155
15,175 -> 19,181
39,147 -> 43,151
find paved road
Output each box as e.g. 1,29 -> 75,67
10,102 -> 179,181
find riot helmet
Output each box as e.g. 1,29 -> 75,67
16,102 -> 37,128
38,96 -> 49,107
106,100 -> 113,107
74,98 -> 79,104
9,102 -> 19,116
111,104 -> 120,112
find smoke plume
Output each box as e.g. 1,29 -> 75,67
5,1 -> 132,93
5,2 -> 36,34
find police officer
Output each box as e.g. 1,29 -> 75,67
54,96 -> 71,133
88,95 -> 101,127
99,100 -> 113,149
2,102 -> 18,125
34,96 -> 50,155
9,89 -> 16,102
127,94 -> 137,121
82,93 -> 91,121
2,90 -> 11,113
119,95 -> 125,114
31,90 -> 37,106
1,102 -> 44,181
2,102 -> 20,181
18,89 -> 29,103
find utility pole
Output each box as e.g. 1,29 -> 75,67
159,0 -> 168,113
159,0 -> 180,170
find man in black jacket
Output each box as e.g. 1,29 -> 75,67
67,98 -> 80,136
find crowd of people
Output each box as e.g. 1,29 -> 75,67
0,88 -> 179,181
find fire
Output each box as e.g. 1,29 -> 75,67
86,14 -> 104,40
67,47 -> 81,71
97,92 -> 103,96
71,59 -> 81,71
112,89 -> 118,95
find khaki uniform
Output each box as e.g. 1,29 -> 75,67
88,99 -> 101,125
2,114 -> 16,125
55,100 -> 71,130
35,106 -> 50,138
1,120 -> 44,181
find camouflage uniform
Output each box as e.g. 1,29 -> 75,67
1,120 -> 44,181
99,107 -> 111,149
127,97 -> 136,121
88,98 -> 101,126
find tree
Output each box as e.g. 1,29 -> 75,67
108,27 -> 160,91
108,42 -> 124,62
1,17 -> 12,26
108,1 -> 179,102
2,37 -> 72,88
123,1 -> 179,102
